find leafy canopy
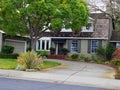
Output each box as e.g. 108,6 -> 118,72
0,0 -> 89,35
0,0 -> 89,50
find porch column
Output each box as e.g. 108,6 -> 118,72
56,43 -> 58,55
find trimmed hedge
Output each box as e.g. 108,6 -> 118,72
0,53 -> 19,59
2,45 -> 14,54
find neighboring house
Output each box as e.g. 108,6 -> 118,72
110,31 -> 120,48
36,13 -> 112,55
0,30 -> 30,53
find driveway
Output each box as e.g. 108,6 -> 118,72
46,59 -> 114,79
0,59 -> 119,89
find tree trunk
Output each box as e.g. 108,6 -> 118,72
30,37 -> 38,51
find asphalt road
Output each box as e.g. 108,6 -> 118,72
0,77 -> 107,90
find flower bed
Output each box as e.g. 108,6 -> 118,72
47,55 -> 67,60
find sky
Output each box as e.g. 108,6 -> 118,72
87,0 -> 108,13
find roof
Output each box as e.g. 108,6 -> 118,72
40,18 -> 109,39
110,31 -> 120,41
0,30 -> 5,33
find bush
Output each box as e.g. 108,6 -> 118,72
79,54 -> 86,60
96,45 -> 106,60
36,50 -> 49,57
61,48 -> 69,55
70,53 -> 79,60
111,59 -> 120,66
17,51 -> 42,69
106,43 -> 115,60
50,47 -> 55,55
0,53 -> 18,59
2,45 -> 14,54
96,43 -> 115,60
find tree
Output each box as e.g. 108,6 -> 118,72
87,0 -> 120,30
0,0 -> 89,51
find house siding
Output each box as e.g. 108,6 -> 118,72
81,40 -> 88,54
0,32 -> 2,52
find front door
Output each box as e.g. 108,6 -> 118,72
58,43 -> 63,55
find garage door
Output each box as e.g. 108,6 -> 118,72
5,40 -> 26,53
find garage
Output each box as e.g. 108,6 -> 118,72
5,39 -> 27,53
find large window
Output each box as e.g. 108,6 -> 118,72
91,40 -> 100,53
71,40 -> 78,52
37,37 -> 51,51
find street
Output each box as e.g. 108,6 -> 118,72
0,77 -> 107,90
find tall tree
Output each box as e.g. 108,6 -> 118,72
0,0 -> 89,50
87,0 -> 120,30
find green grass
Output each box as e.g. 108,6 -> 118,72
0,59 -> 61,70
0,59 -> 17,69
40,60 -> 61,69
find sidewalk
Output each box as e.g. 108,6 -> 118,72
0,59 -> 119,90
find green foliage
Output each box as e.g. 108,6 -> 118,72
2,45 -> 14,54
40,60 -> 61,69
0,0 -> 89,50
0,59 -> 17,69
96,43 -> 115,60
70,53 -> 79,60
106,43 -> 115,60
36,50 -> 49,57
0,53 -> 18,59
17,51 -> 42,69
79,54 -> 86,60
50,47 -> 55,55
111,60 -> 120,66
61,48 -> 69,55
50,47 -> 55,51
96,45 -> 106,60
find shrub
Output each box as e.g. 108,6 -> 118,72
36,50 -> 49,57
70,53 -> 79,60
2,45 -> 14,54
79,54 -> 86,60
96,43 -> 115,60
111,59 -> 120,66
17,51 -> 42,69
50,47 -> 55,55
0,53 -> 18,59
61,48 -> 69,55
96,45 -> 106,60
106,43 -> 115,60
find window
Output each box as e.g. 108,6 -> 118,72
46,40 -> 49,50
38,40 -> 40,50
82,23 -> 93,32
42,40 -> 45,50
37,37 -> 51,51
91,40 -> 100,53
86,23 -> 92,29
71,40 -> 78,52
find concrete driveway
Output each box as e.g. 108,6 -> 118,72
0,59 -> 119,89
46,59 -> 114,78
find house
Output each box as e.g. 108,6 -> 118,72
0,30 -> 30,53
110,31 -> 120,48
36,13 -> 113,56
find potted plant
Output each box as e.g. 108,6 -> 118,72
61,48 -> 69,55
50,47 -> 55,55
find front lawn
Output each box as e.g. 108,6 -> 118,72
0,59 -> 17,69
0,59 -> 61,70
40,60 -> 61,69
